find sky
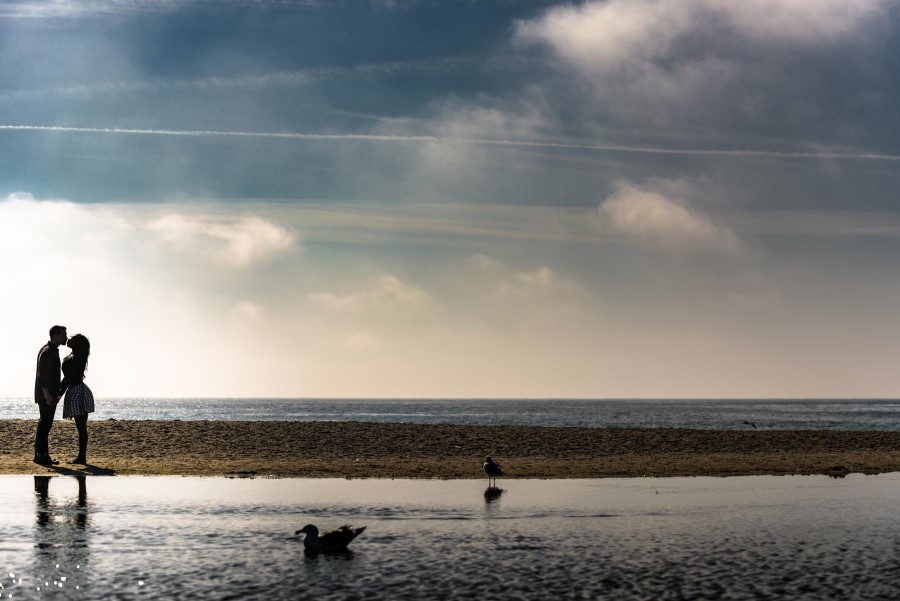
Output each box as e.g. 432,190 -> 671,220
3,0 -> 900,398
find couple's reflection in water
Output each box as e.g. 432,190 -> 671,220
33,476 -> 90,594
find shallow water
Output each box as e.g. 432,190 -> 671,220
1,474 -> 899,599
4,397 -> 900,429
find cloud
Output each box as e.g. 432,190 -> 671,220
232,300 -> 264,321
5,194 -> 899,397
147,214 -> 295,268
600,180 -> 741,253
515,0 -> 889,129
517,0 -> 885,72
716,0 -> 886,42
0,193 -> 304,395
458,258 -> 593,334
513,266 -> 584,297
466,253 -> 504,273
307,275 -> 427,313
516,0 -> 696,73
0,195 -> 297,272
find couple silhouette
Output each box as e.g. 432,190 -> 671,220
34,325 -> 94,466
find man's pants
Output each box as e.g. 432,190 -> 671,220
34,401 -> 57,457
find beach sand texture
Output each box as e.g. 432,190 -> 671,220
3,419 -> 900,477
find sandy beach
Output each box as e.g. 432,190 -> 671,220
3,419 -> 900,478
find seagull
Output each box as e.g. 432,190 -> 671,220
483,456 -> 503,487
295,524 -> 366,553
742,420 -> 758,429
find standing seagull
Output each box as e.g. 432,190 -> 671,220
483,456 -> 503,487
295,524 -> 366,553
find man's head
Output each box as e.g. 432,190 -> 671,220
49,325 -> 67,347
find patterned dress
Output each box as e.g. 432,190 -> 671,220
63,383 -> 95,418
61,356 -> 95,418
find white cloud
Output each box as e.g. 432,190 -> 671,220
517,0 -> 695,73
515,0 -> 887,126
0,193 -> 133,283
426,99 -> 550,141
307,275 -> 427,313
466,253 -> 504,273
719,0 -> 886,42
147,213 -> 295,268
5,194 -> 900,397
513,266 -> 584,296
365,94 -> 560,203
459,257 -> 587,304
600,180 -> 741,253
232,300 -> 263,321
0,193 -> 300,396
469,262 -> 592,335
517,0 -> 885,73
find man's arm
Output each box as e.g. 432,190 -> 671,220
41,387 -> 57,406
38,351 -> 59,406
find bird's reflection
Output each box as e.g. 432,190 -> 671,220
33,476 -> 90,593
303,549 -> 356,563
484,486 -> 504,504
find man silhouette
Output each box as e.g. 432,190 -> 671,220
34,325 -> 67,465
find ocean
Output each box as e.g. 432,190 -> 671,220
2,474 -> 899,599
2,398 -> 900,430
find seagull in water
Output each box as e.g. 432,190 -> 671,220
295,524 -> 366,553
742,420 -> 758,429
483,456 -> 503,487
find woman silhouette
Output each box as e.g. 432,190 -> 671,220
60,334 -> 94,464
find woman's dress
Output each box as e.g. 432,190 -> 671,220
61,357 -> 94,419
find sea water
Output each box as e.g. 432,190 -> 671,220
1,474 -> 899,599
2,398 -> 900,429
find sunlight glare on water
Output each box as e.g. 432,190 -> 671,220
0,474 -> 899,599
4,398 -> 900,429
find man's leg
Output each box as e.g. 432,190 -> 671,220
34,402 -> 56,460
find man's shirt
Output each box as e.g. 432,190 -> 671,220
34,343 -> 61,403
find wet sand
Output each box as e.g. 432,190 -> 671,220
2,419 -> 900,478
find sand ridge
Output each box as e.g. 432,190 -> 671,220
2,419 -> 900,478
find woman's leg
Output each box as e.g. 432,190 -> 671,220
74,415 -> 88,462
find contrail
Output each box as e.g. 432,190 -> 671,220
0,71 -> 309,100
0,55 -> 529,101
2,124 -> 900,162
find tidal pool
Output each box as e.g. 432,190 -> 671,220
1,474 -> 899,599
